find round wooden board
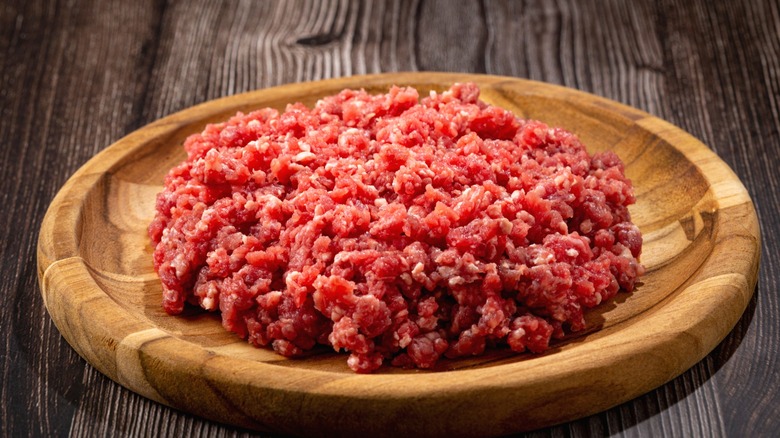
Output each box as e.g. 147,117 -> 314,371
37,73 -> 760,437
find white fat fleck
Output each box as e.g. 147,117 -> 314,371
448,276 -> 465,287
400,273 -> 413,286
374,198 -> 388,207
333,305 -> 351,322
565,248 -> 579,258
203,157 -> 221,172
286,271 -> 301,285
580,219 -> 593,234
293,151 -> 316,163
173,253 -> 188,279
412,262 -> 425,275
202,296 -> 215,310
533,251 -> 554,265
498,218 -> 513,234
247,120 -> 260,129
299,141 -> 311,152
594,292 -> 602,305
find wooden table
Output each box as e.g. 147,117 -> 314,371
3,0 -> 778,436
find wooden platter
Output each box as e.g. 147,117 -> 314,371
37,73 -> 760,437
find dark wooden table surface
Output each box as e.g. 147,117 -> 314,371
3,0 -> 778,436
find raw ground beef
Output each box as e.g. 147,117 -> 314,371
149,83 -> 644,373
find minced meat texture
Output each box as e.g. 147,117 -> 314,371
149,83 -> 644,373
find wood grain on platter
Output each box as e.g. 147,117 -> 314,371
36,73 -> 760,437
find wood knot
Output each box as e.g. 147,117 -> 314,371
295,33 -> 339,47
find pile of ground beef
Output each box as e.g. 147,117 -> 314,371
149,83 -> 644,373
